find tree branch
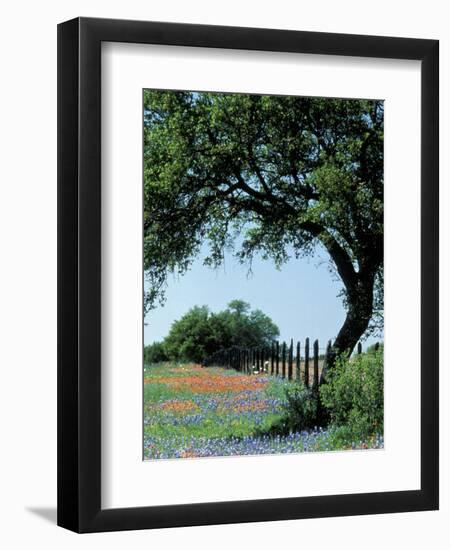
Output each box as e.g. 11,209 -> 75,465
232,170 -> 270,202
246,143 -> 272,195
304,221 -> 358,288
221,188 -> 359,290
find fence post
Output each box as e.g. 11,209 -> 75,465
296,341 -> 301,381
323,340 -> 333,383
270,342 -> 274,375
357,342 -> 362,354
313,339 -> 319,388
304,337 -> 310,387
288,339 -> 293,380
327,340 -> 332,356
276,341 -> 279,376
281,342 -> 286,379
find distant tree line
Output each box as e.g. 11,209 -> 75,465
144,300 -> 279,364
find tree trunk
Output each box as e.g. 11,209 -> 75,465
334,302 -> 372,356
321,275 -> 374,382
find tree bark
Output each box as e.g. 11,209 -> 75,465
320,273 -> 375,383
333,298 -> 372,355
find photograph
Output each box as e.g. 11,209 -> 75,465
0,0 -> 443,541
142,90 -> 384,460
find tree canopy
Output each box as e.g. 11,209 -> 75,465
143,91 -> 383,359
145,300 -> 279,364
144,341 -> 169,364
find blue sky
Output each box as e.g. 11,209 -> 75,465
144,244 -> 382,351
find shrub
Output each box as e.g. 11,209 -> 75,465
282,383 -> 322,431
319,349 -> 383,440
261,382 -> 325,436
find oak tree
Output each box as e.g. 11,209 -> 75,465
143,91 -> 383,362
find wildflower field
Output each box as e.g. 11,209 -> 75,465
143,363 -> 383,459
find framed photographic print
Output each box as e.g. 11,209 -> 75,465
57,17 -> 439,533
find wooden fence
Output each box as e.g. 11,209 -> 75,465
202,338 -> 331,388
202,338 -> 378,387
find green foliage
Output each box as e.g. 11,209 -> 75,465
319,349 -> 384,439
259,349 -> 384,444
160,301 -> 279,363
259,382 -> 323,436
215,299 -> 279,348
143,90 -> 384,352
144,341 -> 169,364
162,305 -> 225,363
366,341 -> 384,353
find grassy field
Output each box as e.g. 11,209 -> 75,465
143,362 -> 370,459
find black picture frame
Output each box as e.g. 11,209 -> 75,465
57,16 -> 439,533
